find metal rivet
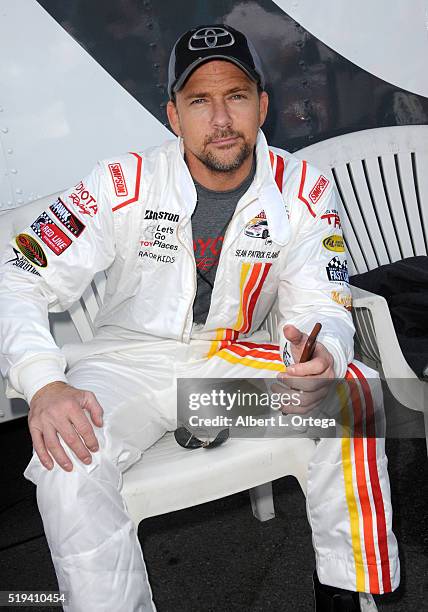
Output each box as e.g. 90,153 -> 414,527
10,168 -> 17,174
1,127 -> 9,133
16,188 -> 23,194
17,199 -> 23,204
7,148 -> 13,154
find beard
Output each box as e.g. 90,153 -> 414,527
196,131 -> 253,173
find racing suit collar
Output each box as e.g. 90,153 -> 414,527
175,129 -> 290,246
253,129 -> 291,246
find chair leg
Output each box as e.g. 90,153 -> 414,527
249,482 -> 275,521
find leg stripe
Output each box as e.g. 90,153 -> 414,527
348,362 -> 392,593
346,372 -> 380,593
337,382 -> 366,592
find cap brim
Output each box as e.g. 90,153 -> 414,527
172,55 -> 259,94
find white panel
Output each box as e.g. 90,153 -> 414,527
274,0 -> 428,98
0,129 -> 15,209
0,0 -> 171,211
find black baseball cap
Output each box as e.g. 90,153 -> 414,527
168,24 -> 266,98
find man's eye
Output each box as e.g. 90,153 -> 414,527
191,98 -> 205,105
231,94 -> 245,100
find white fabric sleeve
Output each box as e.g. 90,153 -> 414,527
0,162 -> 116,403
278,164 -> 354,378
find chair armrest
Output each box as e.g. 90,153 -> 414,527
350,285 -> 425,413
351,284 -> 415,378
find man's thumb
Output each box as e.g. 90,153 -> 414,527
283,324 -> 305,346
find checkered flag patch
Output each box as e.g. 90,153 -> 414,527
328,256 -> 347,270
30,211 -> 51,237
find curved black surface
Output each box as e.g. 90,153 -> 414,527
38,0 -> 428,151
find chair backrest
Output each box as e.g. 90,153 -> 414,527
293,125 -> 428,275
5,126 -> 427,345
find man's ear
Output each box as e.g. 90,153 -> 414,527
166,100 -> 182,137
258,91 -> 269,128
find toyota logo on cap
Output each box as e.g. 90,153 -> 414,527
168,24 -> 266,97
188,27 -> 235,51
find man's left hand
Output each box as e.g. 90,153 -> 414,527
272,324 -> 335,414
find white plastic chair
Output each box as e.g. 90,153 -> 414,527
0,195 -> 315,525
292,125 -> 428,449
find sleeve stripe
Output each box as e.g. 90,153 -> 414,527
297,160 -> 316,218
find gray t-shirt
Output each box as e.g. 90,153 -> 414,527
191,156 -> 256,324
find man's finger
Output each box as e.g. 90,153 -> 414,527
69,408 -> 100,455
82,391 -> 104,428
58,420 -> 95,464
43,426 -> 74,472
283,324 -> 306,347
284,356 -> 329,378
31,427 -> 53,471
276,373 -> 331,393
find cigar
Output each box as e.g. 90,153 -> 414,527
299,323 -> 322,363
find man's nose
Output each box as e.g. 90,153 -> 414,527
210,100 -> 232,128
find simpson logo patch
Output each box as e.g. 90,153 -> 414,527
31,212 -> 72,255
49,198 -> 85,237
322,235 -> 345,252
309,175 -> 329,204
15,233 -> 47,268
326,256 -> 349,283
108,163 -> 128,197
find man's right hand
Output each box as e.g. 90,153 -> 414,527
28,381 -> 104,472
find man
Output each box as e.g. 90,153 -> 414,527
0,24 -> 398,612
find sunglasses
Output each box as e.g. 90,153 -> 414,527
174,426 -> 229,449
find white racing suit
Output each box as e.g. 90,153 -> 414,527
0,129 -> 399,610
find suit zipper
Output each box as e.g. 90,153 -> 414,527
176,219 -> 197,342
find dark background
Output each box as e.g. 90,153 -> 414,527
38,0 -> 428,152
